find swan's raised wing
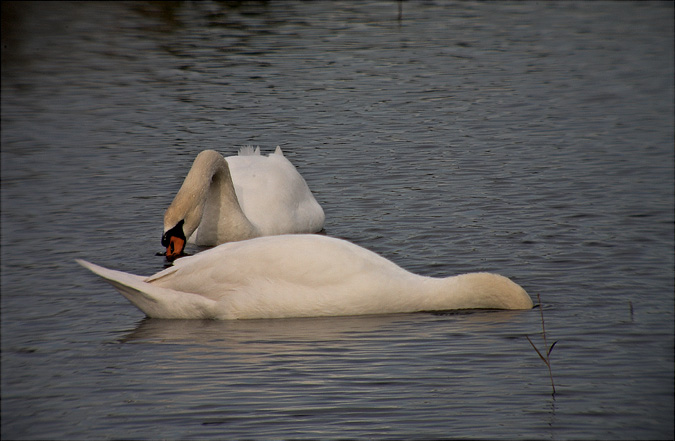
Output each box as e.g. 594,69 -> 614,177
225,151 -> 324,235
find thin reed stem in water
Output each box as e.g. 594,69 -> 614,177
526,294 -> 557,396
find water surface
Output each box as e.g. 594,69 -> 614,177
2,1 -> 673,439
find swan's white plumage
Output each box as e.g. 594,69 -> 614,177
164,147 -> 324,246
225,146 -> 323,237
78,235 -> 533,320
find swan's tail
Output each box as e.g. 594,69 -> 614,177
237,145 -> 285,157
76,260 -> 217,319
238,145 -> 261,156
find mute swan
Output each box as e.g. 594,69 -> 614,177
77,234 -> 533,320
162,147 -> 325,259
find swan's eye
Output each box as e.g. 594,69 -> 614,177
162,220 -> 186,247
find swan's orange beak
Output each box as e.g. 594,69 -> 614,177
166,236 -> 185,260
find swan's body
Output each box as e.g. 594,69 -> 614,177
78,235 -> 533,320
162,147 -> 324,258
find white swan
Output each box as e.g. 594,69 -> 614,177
77,234 -> 533,320
161,147 -> 325,259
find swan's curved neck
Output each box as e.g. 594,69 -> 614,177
371,271 -> 531,312
415,273 -> 532,310
164,150 -> 258,244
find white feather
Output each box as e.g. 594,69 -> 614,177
163,149 -> 325,246
78,235 -> 533,320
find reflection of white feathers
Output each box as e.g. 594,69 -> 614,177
78,234 -> 532,320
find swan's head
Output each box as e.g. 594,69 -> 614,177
162,149 -> 224,258
162,219 -> 186,261
452,273 -> 534,310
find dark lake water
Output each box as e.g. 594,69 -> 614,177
2,1 -> 673,439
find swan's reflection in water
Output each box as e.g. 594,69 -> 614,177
118,309 -> 531,350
